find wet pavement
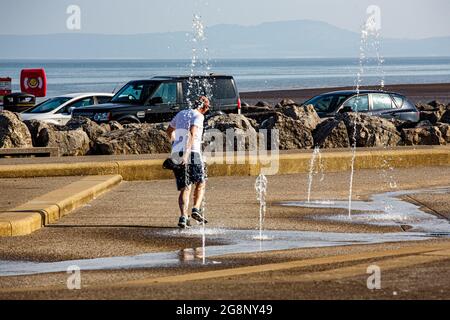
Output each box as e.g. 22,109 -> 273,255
0,166 -> 449,299
280,187 -> 450,233
0,228 -> 438,277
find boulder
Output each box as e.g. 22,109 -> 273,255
260,112 -> 314,150
313,118 -> 350,149
205,114 -> 257,151
241,105 -> 272,113
206,113 -> 257,131
419,100 -> 446,124
338,113 -> 402,147
255,101 -> 272,108
420,111 -> 441,124
275,98 -> 297,109
100,123 -> 111,132
441,110 -> 450,124
0,111 -> 33,148
244,111 -> 277,126
416,103 -> 435,112
37,127 -> 90,156
401,127 -> 446,146
280,104 -> 321,131
150,122 -> 170,131
65,117 -> 107,143
23,119 -> 54,147
108,121 -> 124,131
390,119 -> 416,132
24,118 -> 91,156
93,125 -> 171,155
428,100 -> 446,110
436,122 -> 450,143
416,120 -> 434,128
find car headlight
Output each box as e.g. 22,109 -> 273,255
93,112 -> 110,121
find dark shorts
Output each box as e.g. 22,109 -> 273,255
172,152 -> 206,191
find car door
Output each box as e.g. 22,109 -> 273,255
340,94 -> 370,113
209,77 -> 239,113
56,96 -> 95,125
145,82 -> 179,123
389,94 -> 420,122
370,93 -> 396,118
95,95 -> 112,105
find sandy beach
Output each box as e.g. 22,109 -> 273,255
241,83 -> 450,105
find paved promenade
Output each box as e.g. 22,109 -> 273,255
0,166 -> 449,299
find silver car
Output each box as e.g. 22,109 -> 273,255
304,90 -> 420,123
20,93 -> 113,125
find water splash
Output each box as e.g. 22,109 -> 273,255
281,187 -> 450,234
380,157 -> 398,189
186,14 -> 214,107
200,166 -> 209,265
348,23 -> 368,219
349,11 -> 385,219
307,146 -> 325,203
254,174 -> 269,241
186,13 -> 213,264
366,15 -> 385,90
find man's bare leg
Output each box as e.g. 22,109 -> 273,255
179,186 -> 192,217
193,182 -> 206,210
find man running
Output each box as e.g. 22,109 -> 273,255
166,96 -> 210,228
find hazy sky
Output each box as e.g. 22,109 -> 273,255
1,0 -> 450,39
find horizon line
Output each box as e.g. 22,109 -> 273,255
1,56 -> 450,61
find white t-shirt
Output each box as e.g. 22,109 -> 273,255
169,109 -> 204,154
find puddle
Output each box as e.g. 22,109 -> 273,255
280,187 -> 450,233
0,229 -> 437,277
0,187 -> 448,278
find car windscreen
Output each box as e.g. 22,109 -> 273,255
27,97 -> 72,114
111,81 -> 159,104
182,78 -> 237,102
304,94 -> 351,113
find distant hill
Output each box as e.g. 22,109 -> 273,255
1,20 -> 449,59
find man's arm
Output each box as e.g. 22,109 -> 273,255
166,125 -> 176,142
182,124 -> 198,164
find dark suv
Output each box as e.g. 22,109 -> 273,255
303,90 -> 420,122
73,75 -> 241,124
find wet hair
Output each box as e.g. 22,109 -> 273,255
193,99 -> 205,110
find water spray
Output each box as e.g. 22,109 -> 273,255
254,173 -> 268,242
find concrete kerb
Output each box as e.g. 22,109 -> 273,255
277,147 -> 450,175
0,162 -> 119,179
0,147 -> 448,181
0,175 -> 122,237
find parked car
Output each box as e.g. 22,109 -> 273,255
20,93 -> 114,125
72,75 -> 241,124
303,90 -> 420,123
